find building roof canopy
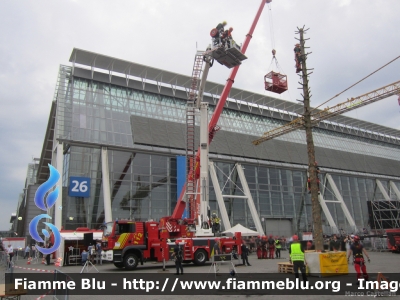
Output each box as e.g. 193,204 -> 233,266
69,48 -> 400,141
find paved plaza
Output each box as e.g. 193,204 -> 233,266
2,250 -> 399,300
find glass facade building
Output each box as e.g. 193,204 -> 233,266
34,49 -> 400,237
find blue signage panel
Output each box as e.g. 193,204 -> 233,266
68,177 -> 91,197
177,156 -> 187,219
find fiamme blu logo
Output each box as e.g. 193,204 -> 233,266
29,164 -> 61,255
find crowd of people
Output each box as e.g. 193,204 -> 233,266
0,238 -> 103,269
250,235 -> 288,260
233,232 -> 371,284
1,231 -> 370,283
81,240 -> 103,266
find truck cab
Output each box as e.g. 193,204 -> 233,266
102,220 -> 167,270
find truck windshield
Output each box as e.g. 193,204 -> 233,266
103,222 -> 113,237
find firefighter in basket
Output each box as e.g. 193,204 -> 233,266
210,21 -> 227,47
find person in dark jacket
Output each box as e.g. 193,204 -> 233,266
275,237 -> 282,258
267,235 -> 275,259
45,243 -> 52,265
241,241 -> 251,266
211,21 -> 227,46
172,241 -> 183,275
330,234 -> 342,251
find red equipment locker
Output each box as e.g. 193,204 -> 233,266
264,71 -> 288,94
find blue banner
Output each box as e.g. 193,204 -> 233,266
177,156 -> 187,218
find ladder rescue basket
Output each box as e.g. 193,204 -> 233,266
264,71 -> 288,94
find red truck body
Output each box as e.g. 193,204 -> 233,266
102,220 -> 241,270
386,229 -> 400,253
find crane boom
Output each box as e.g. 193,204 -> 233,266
252,80 -> 400,145
172,0 -> 270,220
311,80 -> 400,123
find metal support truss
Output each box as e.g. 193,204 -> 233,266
369,199 -> 400,231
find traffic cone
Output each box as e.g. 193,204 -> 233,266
27,257 -> 31,265
54,257 -> 62,267
41,258 -> 45,264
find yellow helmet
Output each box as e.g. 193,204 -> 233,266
222,21 -> 227,26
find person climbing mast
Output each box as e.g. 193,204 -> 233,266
294,43 -> 302,73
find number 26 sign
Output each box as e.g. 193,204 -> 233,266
68,177 -> 91,197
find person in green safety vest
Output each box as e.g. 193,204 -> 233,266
289,235 -> 308,283
275,236 -> 282,259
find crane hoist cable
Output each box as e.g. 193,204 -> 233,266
267,1 -> 275,53
264,1 -> 288,95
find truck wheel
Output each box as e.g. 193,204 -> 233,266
193,249 -> 207,265
114,262 -> 123,269
124,253 -> 139,270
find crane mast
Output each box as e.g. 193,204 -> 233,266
252,79 -> 400,145
171,0 -> 270,223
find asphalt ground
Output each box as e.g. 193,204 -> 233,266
3,249 -> 399,300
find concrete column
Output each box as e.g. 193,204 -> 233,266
55,141 -> 63,230
389,181 -> 400,200
326,174 -> 356,231
236,164 -> 264,235
101,147 -> 112,223
376,179 -> 390,200
209,161 -> 231,230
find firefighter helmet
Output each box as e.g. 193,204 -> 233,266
292,235 -> 299,241
353,236 -> 360,242
222,21 -> 227,26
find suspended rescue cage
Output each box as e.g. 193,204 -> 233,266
264,71 -> 288,94
264,49 -> 287,94
263,2 -> 288,95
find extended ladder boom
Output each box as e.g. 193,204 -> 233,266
172,0 -> 270,220
252,80 -> 400,145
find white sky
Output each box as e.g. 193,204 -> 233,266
0,0 -> 399,231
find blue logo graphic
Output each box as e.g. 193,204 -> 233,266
29,164 -> 61,255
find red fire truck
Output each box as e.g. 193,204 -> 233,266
101,220 -> 241,270
386,229 -> 400,253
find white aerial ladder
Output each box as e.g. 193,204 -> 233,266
187,47 -> 264,237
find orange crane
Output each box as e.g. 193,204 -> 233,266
252,80 -> 400,145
